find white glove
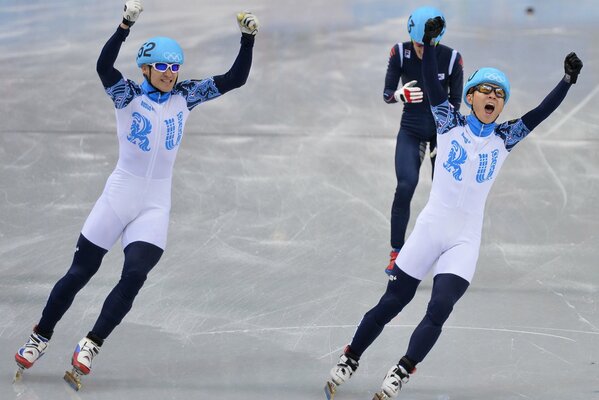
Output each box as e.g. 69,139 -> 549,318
394,80 -> 423,103
122,0 -> 143,27
237,12 -> 260,35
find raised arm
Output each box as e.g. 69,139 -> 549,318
421,17 -> 447,107
96,28 -> 129,88
212,13 -> 259,95
96,0 -> 143,88
520,52 -> 583,131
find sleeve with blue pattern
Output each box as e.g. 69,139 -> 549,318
431,100 -> 466,135
174,79 -> 221,111
494,119 -> 531,152
105,78 -> 143,109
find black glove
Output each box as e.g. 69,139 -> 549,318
423,16 -> 445,45
564,52 -> 583,84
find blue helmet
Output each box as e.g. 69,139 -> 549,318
136,36 -> 184,67
407,6 -> 446,45
463,67 -> 511,107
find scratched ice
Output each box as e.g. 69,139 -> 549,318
1,1 -> 598,399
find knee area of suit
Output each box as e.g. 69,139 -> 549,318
123,242 -> 163,269
120,269 -> 149,287
65,266 -> 95,283
387,291 -> 413,310
395,178 -> 418,198
426,295 -> 456,325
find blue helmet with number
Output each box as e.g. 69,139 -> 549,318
463,67 -> 511,107
408,6 -> 446,45
136,36 -> 184,67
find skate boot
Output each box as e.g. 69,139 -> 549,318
14,330 -> 50,381
372,364 -> 410,400
64,337 -> 101,391
385,249 -> 400,276
324,346 -> 359,400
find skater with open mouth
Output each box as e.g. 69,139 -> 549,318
14,0 -> 259,391
325,15 -> 582,400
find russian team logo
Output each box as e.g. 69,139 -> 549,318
165,112 -> 184,150
476,149 -> 499,183
128,112 -> 152,152
443,140 -> 467,181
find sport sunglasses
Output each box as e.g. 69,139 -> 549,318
474,84 -> 505,98
150,62 -> 181,73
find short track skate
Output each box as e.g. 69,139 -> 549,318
372,391 -> 390,400
63,367 -> 84,391
324,380 -> 338,400
13,364 -> 26,383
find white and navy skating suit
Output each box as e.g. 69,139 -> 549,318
349,41 -> 573,364
395,39 -> 572,283
32,26 -> 254,342
84,26 -> 254,250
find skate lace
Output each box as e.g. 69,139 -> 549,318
393,365 -> 410,384
24,334 -> 47,352
82,345 -> 99,357
24,343 -> 41,352
78,341 -> 100,364
338,355 -> 359,373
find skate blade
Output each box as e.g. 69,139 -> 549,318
13,366 -> 24,383
324,380 -> 337,400
372,392 -> 389,400
63,369 -> 82,391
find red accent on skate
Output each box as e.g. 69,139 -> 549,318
386,250 -> 399,271
15,353 -> 34,369
72,352 -> 91,375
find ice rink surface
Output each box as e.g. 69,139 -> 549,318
1,0 -> 598,399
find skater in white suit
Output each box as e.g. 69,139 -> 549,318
14,0 -> 259,389
325,16 -> 583,400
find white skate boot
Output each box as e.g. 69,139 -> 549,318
373,364 -> 410,400
324,349 -> 359,400
63,337 -> 100,391
14,331 -> 50,381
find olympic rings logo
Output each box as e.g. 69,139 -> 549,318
163,52 -> 183,62
482,72 -> 505,83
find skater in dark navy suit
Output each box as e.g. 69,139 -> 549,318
14,0 -> 259,389
384,6 -> 463,270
